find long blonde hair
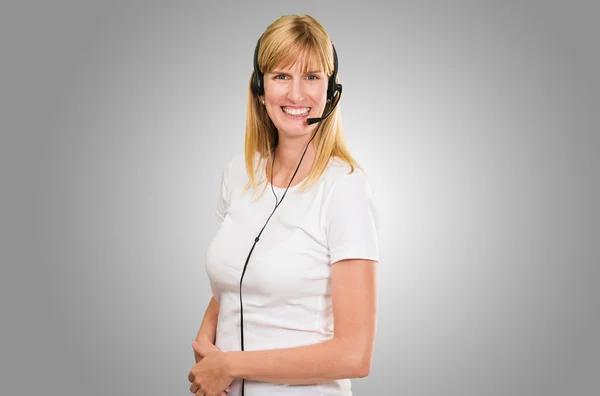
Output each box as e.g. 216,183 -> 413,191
244,14 -> 362,199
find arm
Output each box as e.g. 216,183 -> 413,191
225,258 -> 377,384
196,296 -> 220,343
194,296 -> 220,362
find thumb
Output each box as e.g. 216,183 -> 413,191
192,340 -> 221,357
192,340 -> 211,357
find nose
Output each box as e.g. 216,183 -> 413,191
287,79 -> 305,103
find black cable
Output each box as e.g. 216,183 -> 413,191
238,89 -> 341,394
238,119 -> 323,395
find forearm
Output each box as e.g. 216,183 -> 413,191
195,296 -> 220,344
226,337 -> 364,385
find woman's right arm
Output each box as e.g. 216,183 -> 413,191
193,296 -> 220,363
192,296 -> 230,395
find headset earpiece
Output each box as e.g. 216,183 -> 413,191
251,37 -> 264,96
327,43 -> 340,102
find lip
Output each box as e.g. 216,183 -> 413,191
280,106 -> 311,119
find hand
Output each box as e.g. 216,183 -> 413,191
189,341 -> 233,396
193,336 -> 221,364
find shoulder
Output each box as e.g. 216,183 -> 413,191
219,152 -> 247,183
322,157 -> 372,195
222,152 -> 245,172
321,158 -> 380,260
319,157 -> 376,222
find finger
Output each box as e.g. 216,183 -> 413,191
189,382 -> 198,393
188,371 -> 193,383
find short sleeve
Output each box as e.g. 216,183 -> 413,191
325,171 -> 380,264
215,159 -> 232,223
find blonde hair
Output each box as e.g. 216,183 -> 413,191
243,14 -> 362,200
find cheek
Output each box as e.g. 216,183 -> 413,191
265,105 -> 282,121
310,89 -> 328,110
264,82 -> 287,101
309,82 -> 328,104
263,86 -> 283,119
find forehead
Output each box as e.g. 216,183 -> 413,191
269,47 -> 327,74
273,61 -> 324,74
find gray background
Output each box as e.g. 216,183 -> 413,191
1,1 -> 598,395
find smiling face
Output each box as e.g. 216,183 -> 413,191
261,53 -> 329,139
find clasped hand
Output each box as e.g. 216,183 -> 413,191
188,339 -> 233,396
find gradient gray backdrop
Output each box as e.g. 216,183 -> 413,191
1,1 -> 598,395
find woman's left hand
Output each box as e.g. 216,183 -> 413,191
188,341 -> 234,396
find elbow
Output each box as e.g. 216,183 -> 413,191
336,337 -> 373,378
353,356 -> 372,378
346,348 -> 372,378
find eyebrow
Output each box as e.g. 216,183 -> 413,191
271,70 -> 323,74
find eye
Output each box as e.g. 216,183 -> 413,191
306,74 -> 319,80
274,74 -> 288,80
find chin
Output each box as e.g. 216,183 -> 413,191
274,119 -> 310,134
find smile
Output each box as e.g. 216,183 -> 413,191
281,106 -> 310,117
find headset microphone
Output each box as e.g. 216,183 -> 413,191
306,84 -> 342,125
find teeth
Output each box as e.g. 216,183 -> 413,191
282,107 -> 310,116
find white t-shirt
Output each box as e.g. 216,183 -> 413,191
205,152 -> 379,396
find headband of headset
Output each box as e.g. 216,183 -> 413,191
251,36 -> 340,102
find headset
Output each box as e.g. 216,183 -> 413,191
238,35 -> 343,395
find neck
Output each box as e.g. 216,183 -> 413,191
271,135 -> 317,179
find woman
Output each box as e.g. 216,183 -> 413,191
188,14 -> 379,396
